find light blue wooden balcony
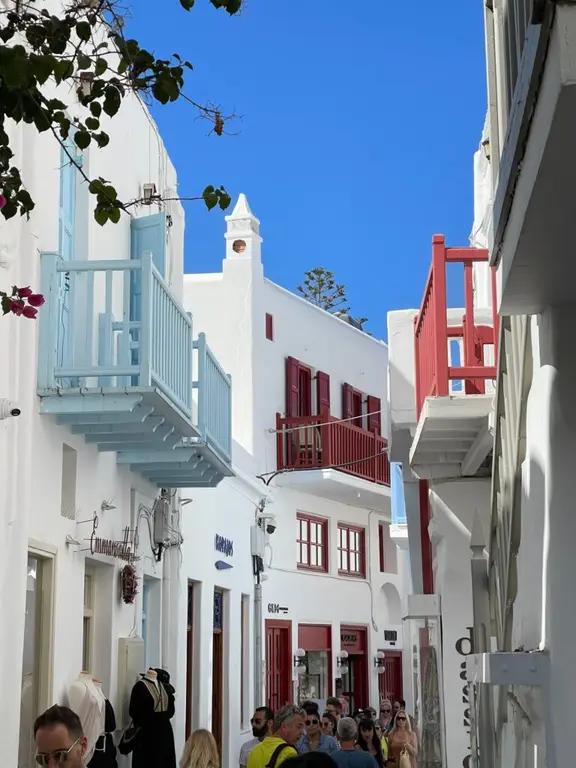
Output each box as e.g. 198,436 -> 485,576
37,253 -> 233,488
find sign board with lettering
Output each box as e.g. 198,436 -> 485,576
214,534 -> 233,557
340,628 -> 366,654
267,603 -> 289,615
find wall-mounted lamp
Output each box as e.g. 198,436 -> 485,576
142,183 -> 157,204
481,137 -> 491,161
78,71 -> 94,99
337,649 -> 349,676
294,648 -> 307,674
374,650 -> 386,674
101,500 -> 116,512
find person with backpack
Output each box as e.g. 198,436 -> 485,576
247,705 -> 306,768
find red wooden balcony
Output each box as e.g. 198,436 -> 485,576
276,413 -> 391,487
414,235 -> 499,418
411,235 -> 499,480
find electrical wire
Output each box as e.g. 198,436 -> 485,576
257,449 -> 389,486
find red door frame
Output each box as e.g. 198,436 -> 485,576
266,620 -> 292,712
340,625 -> 368,711
378,650 -> 403,705
298,624 -> 333,697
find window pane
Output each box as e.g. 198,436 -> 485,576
351,553 -> 358,573
311,523 -> 317,544
317,523 -> 323,544
84,574 -> 92,609
310,546 -> 318,567
301,544 -> 308,565
317,546 -> 323,568
341,551 -> 348,571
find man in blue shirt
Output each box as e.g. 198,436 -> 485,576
297,711 -> 338,755
331,718 -> 379,768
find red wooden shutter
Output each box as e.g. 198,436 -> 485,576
342,383 -> 353,420
265,313 -> 274,341
286,357 -> 300,417
316,371 -> 331,415
367,395 -> 381,435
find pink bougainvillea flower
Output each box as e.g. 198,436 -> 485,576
22,305 -> 38,319
17,286 -> 33,299
9,300 -> 24,316
0,195 -> 6,210
27,293 -> 45,307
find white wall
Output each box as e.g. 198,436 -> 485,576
0,75 -> 185,765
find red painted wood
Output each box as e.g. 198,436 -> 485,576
340,626 -> 368,712
266,620 -> 292,712
337,524 -> 366,578
414,236 -> 498,416
342,383 -> 353,420
491,265 -> 499,363
419,480 -> 434,594
378,650 -> 403,704
265,313 -> 274,341
378,523 -> 385,573
366,395 -> 381,435
286,357 -> 300,417
276,413 -> 390,486
297,513 -> 329,572
298,624 -> 331,651
316,371 -> 331,415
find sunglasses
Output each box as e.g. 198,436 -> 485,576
305,719 -> 319,726
396,716 -> 407,721
382,708 -> 391,713
35,737 -> 81,766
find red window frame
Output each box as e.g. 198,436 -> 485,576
297,513 -> 328,572
379,523 -> 385,573
337,524 -> 366,577
265,313 -> 274,341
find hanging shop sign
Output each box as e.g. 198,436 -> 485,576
83,516 -> 136,563
455,627 -> 474,768
340,629 -> 366,654
214,534 -> 234,557
268,603 -> 289,615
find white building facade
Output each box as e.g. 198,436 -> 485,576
176,195 -> 411,765
0,42 -> 232,768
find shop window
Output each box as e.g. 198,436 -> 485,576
241,594 -> 250,728
19,552 -> 54,767
337,524 -> 366,578
297,513 -> 328,572
82,568 -> 95,671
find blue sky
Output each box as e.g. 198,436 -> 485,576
129,1 -> 487,339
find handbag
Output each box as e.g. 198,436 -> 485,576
399,746 -> 411,768
117,721 -> 140,756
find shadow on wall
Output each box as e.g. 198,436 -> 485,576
380,582 -> 402,625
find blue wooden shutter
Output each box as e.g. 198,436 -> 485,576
130,212 -> 167,276
58,140 -> 78,383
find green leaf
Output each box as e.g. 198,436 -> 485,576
94,132 -> 110,148
94,58 -> 108,76
1,199 -> 18,220
53,59 -> 74,83
85,117 -> 100,130
29,54 -> 53,85
152,82 -> 170,105
74,130 -> 91,150
76,21 -> 92,42
218,191 -> 231,210
108,206 -> 121,224
89,101 -> 102,117
94,208 -> 109,226
102,86 -> 121,116
202,187 -> 218,210
47,99 -> 67,111
77,53 -> 91,70
179,0 -> 195,8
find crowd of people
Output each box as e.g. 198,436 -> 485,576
30,695 -> 418,767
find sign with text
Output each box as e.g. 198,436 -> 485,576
214,534 -> 233,557
268,603 -> 289,615
455,626 -> 474,768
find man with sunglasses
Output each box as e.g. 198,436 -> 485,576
34,705 -> 87,767
240,707 -> 275,768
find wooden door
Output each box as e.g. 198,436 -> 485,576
58,140 -> 78,384
266,620 -> 292,712
378,650 -> 403,704
185,582 -> 194,739
212,590 -> 224,755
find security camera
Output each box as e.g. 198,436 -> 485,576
257,512 -> 277,535
0,399 -> 21,420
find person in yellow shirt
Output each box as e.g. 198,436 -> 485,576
247,705 -> 305,768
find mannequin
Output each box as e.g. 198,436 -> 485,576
88,679 -> 118,768
68,671 -> 105,763
128,668 -> 176,768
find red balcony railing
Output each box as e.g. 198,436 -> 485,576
414,235 -> 499,419
276,414 -> 391,486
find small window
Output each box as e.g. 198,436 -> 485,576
265,313 -> 274,341
297,513 -> 328,572
82,568 -> 95,671
337,524 -> 366,578
379,524 -> 385,573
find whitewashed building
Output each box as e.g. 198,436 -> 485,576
176,195 -> 411,765
0,57 -> 232,768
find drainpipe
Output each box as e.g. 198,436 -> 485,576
253,562 -> 264,706
469,515 -> 495,768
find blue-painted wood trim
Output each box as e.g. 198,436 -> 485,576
37,252 -> 60,390
116,448 -> 198,465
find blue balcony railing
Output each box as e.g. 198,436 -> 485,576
194,333 -> 232,465
38,253 -> 193,421
37,253 -> 233,480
